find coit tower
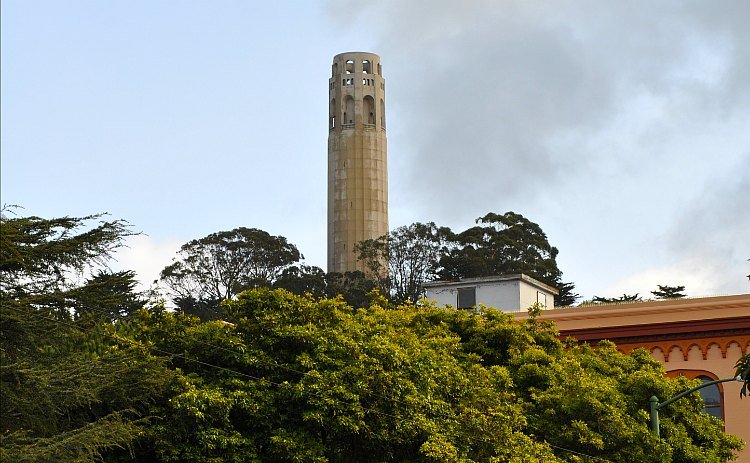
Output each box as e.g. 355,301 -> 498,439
328,52 -> 388,273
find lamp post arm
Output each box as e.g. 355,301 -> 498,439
649,376 -> 741,437
657,376 -> 740,410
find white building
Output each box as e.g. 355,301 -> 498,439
423,274 -> 559,312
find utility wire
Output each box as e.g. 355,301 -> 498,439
99,306 -> 615,462
7,304 -> 612,462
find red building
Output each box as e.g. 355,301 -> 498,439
521,294 -> 750,462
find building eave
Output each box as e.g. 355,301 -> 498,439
424,273 -> 559,295
513,294 -> 750,340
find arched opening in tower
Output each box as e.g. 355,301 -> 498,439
380,99 -> 386,128
330,98 -> 336,129
363,96 -> 375,125
344,96 -> 355,126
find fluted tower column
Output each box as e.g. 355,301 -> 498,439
328,52 -> 388,273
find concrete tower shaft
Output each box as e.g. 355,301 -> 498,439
328,52 -> 388,273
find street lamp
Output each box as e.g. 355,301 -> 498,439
649,376 -> 743,437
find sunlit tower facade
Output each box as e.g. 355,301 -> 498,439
327,52 -> 388,273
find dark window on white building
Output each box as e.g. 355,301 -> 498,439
457,287 -> 476,309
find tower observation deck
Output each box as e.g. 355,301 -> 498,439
327,52 -> 388,274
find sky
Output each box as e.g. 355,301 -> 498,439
3,0 -> 749,302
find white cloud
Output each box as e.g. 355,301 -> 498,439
599,254 -> 745,300
325,0 -> 750,298
111,235 -> 182,291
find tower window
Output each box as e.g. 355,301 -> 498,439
380,99 -> 386,128
362,60 -> 371,74
377,63 -> 382,75
363,95 -> 375,125
344,95 -> 355,125
333,63 -> 338,76
345,60 -> 354,74
330,98 -> 336,129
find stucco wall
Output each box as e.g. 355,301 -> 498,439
518,295 -> 750,463
652,341 -> 748,462
424,276 -> 557,312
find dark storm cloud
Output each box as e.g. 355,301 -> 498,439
666,155 -> 750,294
326,0 -> 750,294
328,0 -> 750,221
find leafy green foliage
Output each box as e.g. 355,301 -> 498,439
121,289 -> 741,462
273,264 -> 327,297
321,270 -> 377,308
356,222 -> 449,304
0,211 -> 171,462
438,212 -> 578,306
590,293 -> 643,304
273,267 -> 379,308
439,212 -> 559,281
651,285 -> 687,299
737,353 -> 750,398
3,210 -> 741,462
159,227 -> 302,319
130,290 -> 563,462
355,213 -> 578,307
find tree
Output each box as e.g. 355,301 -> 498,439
0,210 -> 171,462
159,227 -> 301,318
135,289 -> 561,462
323,270 -> 377,308
273,264 -> 327,297
439,212 -> 579,306
73,270 -> 146,321
737,353 -> 750,399
129,288 -> 741,462
356,222 -> 449,304
652,284 -> 687,299
554,281 -> 580,307
591,293 -> 643,304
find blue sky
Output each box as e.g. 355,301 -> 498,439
3,1 -> 749,301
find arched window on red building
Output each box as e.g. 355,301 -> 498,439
667,370 -> 725,422
697,375 -> 723,420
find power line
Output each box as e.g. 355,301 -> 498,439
63,302 -> 607,460
7,305 -> 611,462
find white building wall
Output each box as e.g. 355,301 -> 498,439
424,275 -> 557,313
476,280 -> 521,312
425,287 -> 459,308
520,282 -> 551,310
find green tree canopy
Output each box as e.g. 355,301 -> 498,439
355,213 -> 579,307
272,264 -> 328,297
590,293 -> 643,304
3,210 -> 740,462
0,210 -> 171,462
651,284 -> 687,299
439,212 -> 579,306
356,222 -> 450,304
159,227 -> 302,319
123,288 -> 741,462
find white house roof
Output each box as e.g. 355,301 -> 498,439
423,273 -> 559,295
